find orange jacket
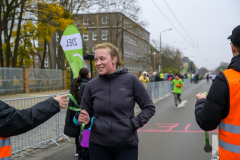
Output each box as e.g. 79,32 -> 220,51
219,69 -> 240,159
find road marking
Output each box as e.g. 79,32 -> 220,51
178,100 -> 188,108
137,123 -> 219,133
212,135 -> 218,156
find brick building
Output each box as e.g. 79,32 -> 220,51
41,12 -> 150,77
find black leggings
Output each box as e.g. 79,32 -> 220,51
89,143 -> 138,160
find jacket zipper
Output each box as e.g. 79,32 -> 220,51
109,80 -> 112,146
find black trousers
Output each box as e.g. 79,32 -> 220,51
82,147 -> 90,160
75,137 -> 82,160
89,143 -> 138,160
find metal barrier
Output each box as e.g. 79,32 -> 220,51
146,78 -> 191,101
4,79 -> 192,155
29,69 -> 63,92
0,67 -> 24,95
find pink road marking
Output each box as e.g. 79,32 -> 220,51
185,124 -> 190,131
155,123 -> 177,125
137,123 -> 219,133
137,130 -> 218,133
155,123 -> 179,131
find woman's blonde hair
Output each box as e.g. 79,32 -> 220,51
94,43 -> 122,66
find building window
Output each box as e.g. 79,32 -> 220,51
35,56 -> 38,62
85,47 -> 89,54
92,31 -> 97,41
74,20 -> 79,25
102,31 -> 107,40
56,32 -> 59,42
92,47 -> 95,54
102,16 -> 107,24
83,32 -> 88,41
46,44 -> 48,52
83,18 -> 88,25
44,58 -> 48,67
30,55 -> 32,59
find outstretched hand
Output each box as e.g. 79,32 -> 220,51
54,94 -> 69,109
196,92 -> 207,100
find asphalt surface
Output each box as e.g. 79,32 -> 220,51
24,80 -> 215,160
137,80 -> 214,160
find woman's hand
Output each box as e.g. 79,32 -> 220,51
196,92 -> 207,100
78,109 -> 90,125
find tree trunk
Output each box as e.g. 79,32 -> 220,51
40,39 -> 47,69
48,42 -> 52,69
12,0 -> 26,67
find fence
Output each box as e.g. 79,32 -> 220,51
0,67 -> 66,95
3,78 -> 191,154
29,69 -> 63,92
0,68 -> 24,94
146,78 -> 191,101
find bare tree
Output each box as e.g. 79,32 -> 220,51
214,62 -> 228,74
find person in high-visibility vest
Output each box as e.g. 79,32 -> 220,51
0,95 -> 69,159
160,72 -> 164,81
195,25 -> 240,159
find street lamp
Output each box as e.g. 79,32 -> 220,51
160,28 -> 172,72
153,52 -> 156,71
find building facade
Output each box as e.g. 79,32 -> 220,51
40,12 -> 150,77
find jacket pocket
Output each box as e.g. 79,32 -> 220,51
114,118 -> 138,147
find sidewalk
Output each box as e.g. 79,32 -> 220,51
0,89 -> 69,100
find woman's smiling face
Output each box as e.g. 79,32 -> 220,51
94,48 -> 117,75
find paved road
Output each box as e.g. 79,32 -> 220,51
26,80 -> 217,160
137,80 -> 215,160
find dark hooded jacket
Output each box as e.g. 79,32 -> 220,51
155,74 -> 161,81
195,54 -> 240,131
0,98 -> 59,137
80,67 -> 155,148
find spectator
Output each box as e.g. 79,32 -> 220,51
149,72 -> 156,82
155,71 -> 161,82
139,71 -> 149,87
211,73 -> 217,83
167,71 -> 173,80
64,68 -> 91,158
160,72 -> 164,81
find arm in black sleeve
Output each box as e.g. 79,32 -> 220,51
130,75 -> 155,130
195,74 -> 229,131
0,97 -> 60,137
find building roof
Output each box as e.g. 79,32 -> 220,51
74,12 -> 150,34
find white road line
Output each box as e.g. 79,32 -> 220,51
212,135 -> 218,156
178,100 -> 188,108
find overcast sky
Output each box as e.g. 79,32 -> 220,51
138,0 -> 239,70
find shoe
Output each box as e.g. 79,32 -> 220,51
75,153 -> 79,157
179,100 -> 182,104
175,104 -> 178,108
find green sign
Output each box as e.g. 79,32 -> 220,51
60,25 -> 83,78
